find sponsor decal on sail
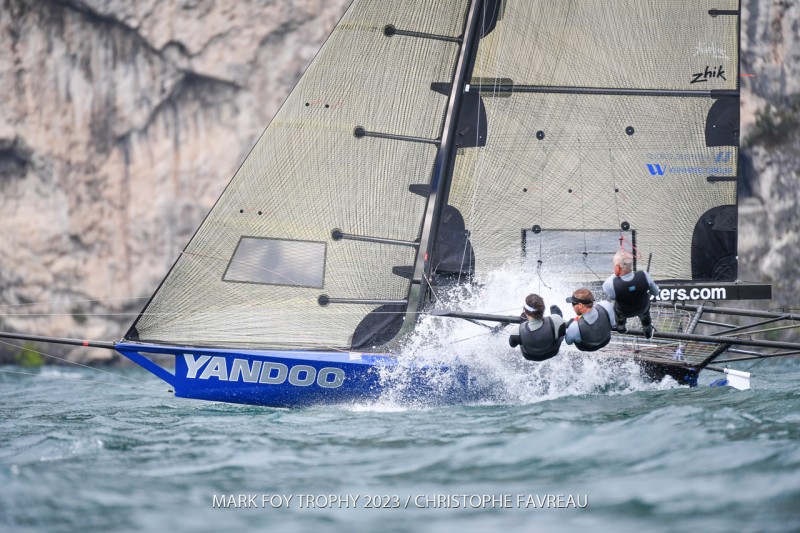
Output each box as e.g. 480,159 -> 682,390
646,152 -> 734,175
690,64 -> 727,84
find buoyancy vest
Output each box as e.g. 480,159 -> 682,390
518,317 -> 564,361
574,306 -> 612,352
612,271 -> 651,318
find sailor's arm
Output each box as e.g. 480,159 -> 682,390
602,276 -> 616,299
643,271 -> 660,295
550,314 -> 566,337
564,319 -> 580,345
597,301 -> 617,327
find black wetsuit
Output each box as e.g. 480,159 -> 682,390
511,318 -> 565,362
612,271 -> 652,327
573,306 -> 612,352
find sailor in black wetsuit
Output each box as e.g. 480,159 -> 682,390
564,288 -> 617,352
602,250 -> 660,339
508,294 -> 566,362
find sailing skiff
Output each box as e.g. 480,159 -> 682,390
3,0 -> 799,407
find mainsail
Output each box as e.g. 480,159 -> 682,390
127,0 -> 744,353
447,0 -> 740,286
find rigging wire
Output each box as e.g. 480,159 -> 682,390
740,314 -> 800,372
1,312 -> 171,318
610,149 -> 623,236
618,234 -> 640,258
0,296 -> 149,309
0,339 -> 152,386
575,138 -> 597,287
422,270 -> 442,303
536,256 -> 552,290
0,368 -> 161,391
582,259 -> 605,283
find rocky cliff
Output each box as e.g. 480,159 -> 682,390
0,0 -> 350,362
739,0 -> 800,312
1,0 -> 797,363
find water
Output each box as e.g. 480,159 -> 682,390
1,357 -> 799,533
3,267 -> 799,531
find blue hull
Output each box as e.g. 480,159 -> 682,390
115,342 -> 473,408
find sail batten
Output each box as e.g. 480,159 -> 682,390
470,85 -> 739,98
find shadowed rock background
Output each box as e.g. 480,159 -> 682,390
1,0 -> 797,363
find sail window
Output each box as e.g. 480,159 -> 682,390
223,237 -> 326,288
523,229 -> 635,276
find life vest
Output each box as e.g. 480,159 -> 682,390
612,271 -> 651,318
518,317 -> 563,361
574,306 -> 612,352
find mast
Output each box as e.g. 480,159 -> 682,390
408,0 -> 486,315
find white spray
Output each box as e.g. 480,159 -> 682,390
376,263 -> 677,407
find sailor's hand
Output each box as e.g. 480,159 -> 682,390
490,321 -> 510,334
509,335 -> 520,348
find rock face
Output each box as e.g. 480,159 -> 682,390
0,0 -> 797,362
739,0 -> 800,312
0,0 -> 350,362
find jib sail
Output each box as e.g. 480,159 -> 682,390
127,0 -> 474,350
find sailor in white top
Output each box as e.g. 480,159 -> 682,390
602,250 -> 659,338
564,289 -> 617,352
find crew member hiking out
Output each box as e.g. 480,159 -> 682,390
508,294 -> 566,362
603,250 -> 660,339
564,288 -> 616,352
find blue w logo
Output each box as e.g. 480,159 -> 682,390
715,151 -> 732,163
646,164 -> 666,176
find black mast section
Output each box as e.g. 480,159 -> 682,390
408,0 -> 486,315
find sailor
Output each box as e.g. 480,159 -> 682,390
508,294 -> 566,362
564,288 -> 616,352
602,250 -> 660,339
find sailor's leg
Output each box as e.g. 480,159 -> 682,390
640,308 -> 654,338
639,308 -> 652,327
613,302 -> 627,333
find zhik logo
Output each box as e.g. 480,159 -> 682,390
691,65 -> 726,84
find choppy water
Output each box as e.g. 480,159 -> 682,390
1,355 -> 799,533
